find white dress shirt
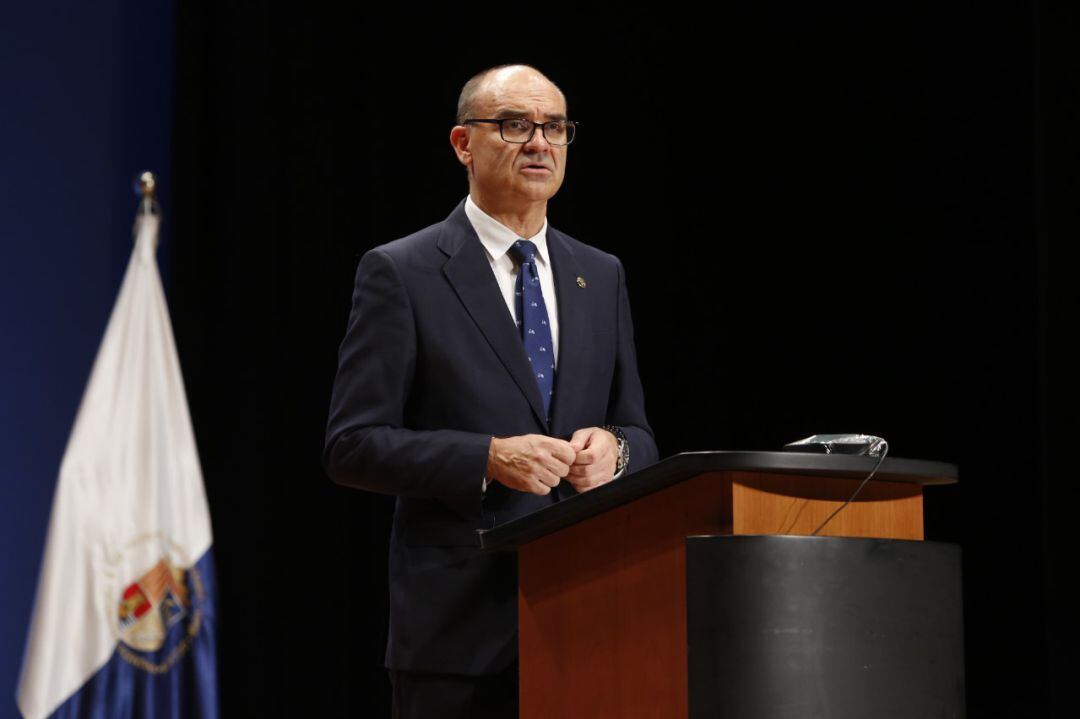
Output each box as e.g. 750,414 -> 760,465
464,195 -> 559,367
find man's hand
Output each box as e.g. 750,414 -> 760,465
487,435 -> 576,495
565,427 -> 619,492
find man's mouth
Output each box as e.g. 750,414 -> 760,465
521,163 -> 552,174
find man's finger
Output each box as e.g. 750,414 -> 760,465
570,427 -> 596,451
545,459 -> 571,478
569,464 -> 609,484
585,428 -> 617,450
530,481 -> 552,496
546,439 -> 577,465
537,468 -> 561,487
572,447 -> 598,466
567,466 -> 594,481
569,429 -> 590,452
575,441 -> 614,466
575,475 -> 605,492
541,450 -> 572,478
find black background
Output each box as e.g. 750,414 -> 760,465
172,2 -> 1077,716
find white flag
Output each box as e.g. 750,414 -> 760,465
17,212 -> 218,719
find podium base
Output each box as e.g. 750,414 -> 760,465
687,535 -> 965,719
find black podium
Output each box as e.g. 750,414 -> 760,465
479,451 -> 963,718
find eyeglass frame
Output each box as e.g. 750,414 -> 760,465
461,118 -> 578,146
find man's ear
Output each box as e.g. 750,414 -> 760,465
449,125 -> 471,168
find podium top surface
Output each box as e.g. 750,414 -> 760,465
478,450 -> 957,551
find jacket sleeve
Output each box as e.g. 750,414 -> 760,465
606,258 -> 660,474
323,248 -> 492,500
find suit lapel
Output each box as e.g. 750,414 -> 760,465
547,229 -> 588,436
438,202 -> 549,430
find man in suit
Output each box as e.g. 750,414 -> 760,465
324,64 -> 658,718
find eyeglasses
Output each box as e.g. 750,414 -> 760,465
463,118 -> 577,146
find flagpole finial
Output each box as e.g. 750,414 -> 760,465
134,171 -> 160,216
136,170 -> 157,201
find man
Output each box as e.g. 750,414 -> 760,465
324,64 -> 657,718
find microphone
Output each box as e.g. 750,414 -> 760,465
783,433 -> 887,456
783,434 -> 889,536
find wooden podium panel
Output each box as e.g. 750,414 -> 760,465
518,473 -> 729,718
730,471 -> 924,539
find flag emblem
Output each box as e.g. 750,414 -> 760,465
116,554 -> 196,654
108,533 -> 208,674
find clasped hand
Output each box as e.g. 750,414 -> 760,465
486,427 -> 618,495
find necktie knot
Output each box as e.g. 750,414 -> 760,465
508,239 -> 538,266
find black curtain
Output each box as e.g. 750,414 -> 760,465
172,3 -> 1077,716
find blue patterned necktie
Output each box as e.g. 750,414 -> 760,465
508,239 -> 555,421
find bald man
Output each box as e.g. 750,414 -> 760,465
324,65 -> 658,718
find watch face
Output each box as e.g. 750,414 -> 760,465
602,426 -> 629,474
616,438 -> 629,471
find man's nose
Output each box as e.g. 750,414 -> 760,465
523,124 -> 552,152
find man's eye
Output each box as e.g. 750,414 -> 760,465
544,122 -> 566,134
505,119 -> 531,132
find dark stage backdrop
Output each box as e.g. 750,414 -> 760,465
172,3 -> 1076,717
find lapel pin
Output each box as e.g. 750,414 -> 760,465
576,276 -> 587,288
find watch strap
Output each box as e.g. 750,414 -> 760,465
601,425 -> 630,476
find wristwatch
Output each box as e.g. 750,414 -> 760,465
601,425 -> 630,477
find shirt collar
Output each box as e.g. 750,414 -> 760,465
464,195 -> 549,266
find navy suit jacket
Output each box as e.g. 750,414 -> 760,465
323,199 -> 658,675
